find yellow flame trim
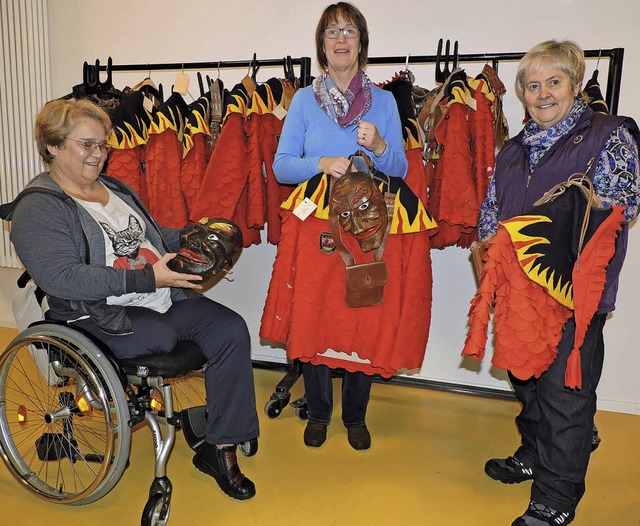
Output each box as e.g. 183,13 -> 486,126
107,119 -> 149,149
183,107 -> 211,158
502,215 -> 574,308
247,83 -> 278,117
149,106 -> 185,141
281,174 -> 436,232
388,189 -> 437,233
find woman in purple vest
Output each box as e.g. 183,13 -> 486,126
477,40 -> 639,526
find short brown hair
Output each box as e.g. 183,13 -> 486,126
515,40 -> 585,105
315,2 -> 369,71
34,98 -> 112,166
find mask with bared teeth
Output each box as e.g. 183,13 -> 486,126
168,217 -> 242,280
329,171 -> 388,253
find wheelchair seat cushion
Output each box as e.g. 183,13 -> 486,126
118,341 -> 206,378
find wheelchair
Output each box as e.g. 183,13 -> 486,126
0,321 -> 258,526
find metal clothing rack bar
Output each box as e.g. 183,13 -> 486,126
367,48 -> 624,114
96,56 -> 313,87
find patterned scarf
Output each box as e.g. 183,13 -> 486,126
522,98 -> 587,169
313,68 -> 372,128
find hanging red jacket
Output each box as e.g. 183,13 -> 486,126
105,90 -> 152,206
380,72 -> 428,205
463,181 -> 625,388
145,92 -> 189,227
181,94 -> 211,220
190,77 -> 261,246
245,77 -> 299,244
457,74 -> 498,247
260,173 -> 438,377
430,72 -> 477,248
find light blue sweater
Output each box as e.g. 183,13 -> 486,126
273,84 -> 408,184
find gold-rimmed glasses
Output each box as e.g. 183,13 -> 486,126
66,137 -> 112,154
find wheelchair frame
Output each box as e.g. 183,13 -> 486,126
0,321 -> 256,526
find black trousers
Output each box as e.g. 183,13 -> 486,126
74,297 -> 259,445
302,361 -> 373,427
510,314 -> 606,513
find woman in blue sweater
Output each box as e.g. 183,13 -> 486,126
271,2 -> 407,451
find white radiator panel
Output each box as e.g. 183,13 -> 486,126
0,0 -> 50,268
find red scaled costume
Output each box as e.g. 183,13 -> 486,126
145,92 -> 189,227
181,94 -> 211,220
422,68 -> 500,248
190,77 -> 261,246
245,77 -> 299,244
105,91 -> 152,206
260,173 -> 438,378
462,180 -> 625,388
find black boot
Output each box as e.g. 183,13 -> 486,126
304,422 -> 328,447
193,442 -> 256,500
347,424 -> 371,450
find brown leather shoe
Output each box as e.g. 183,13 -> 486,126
347,425 -> 371,450
193,442 -> 256,500
304,422 -> 328,447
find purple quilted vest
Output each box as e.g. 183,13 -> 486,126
494,107 -> 639,313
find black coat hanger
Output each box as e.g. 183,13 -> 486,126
249,52 -> 260,82
83,60 -> 101,96
100,56 -> 114,92
197,71 -> 205,97
283,55 -> 296,84
435,39 -> 459,84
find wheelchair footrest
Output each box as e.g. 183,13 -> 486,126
180,405 -> 207,451
36,433 -> 78,462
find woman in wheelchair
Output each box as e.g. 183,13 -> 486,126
0,98 -> 259,501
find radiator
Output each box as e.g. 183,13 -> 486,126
0,0 -> 50,268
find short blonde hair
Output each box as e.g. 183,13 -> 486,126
515,40 -> 585,104
34,98 -> 112,166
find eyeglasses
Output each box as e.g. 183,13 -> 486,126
324,26 -> 359,39
66,137 -> 112,154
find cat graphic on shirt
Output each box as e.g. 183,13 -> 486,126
100,215 -> 159,270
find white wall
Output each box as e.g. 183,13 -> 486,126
1,0 -> 639,413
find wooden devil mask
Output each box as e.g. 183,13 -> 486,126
329,169 -> 389,253
168,217 -> 242,280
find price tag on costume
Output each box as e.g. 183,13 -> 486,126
272,104 -> 288,120
293,197 -> 317,221
143,94 -> 154,113
174,73 -> 190,96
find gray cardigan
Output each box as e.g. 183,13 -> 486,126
0,172 -> 197,334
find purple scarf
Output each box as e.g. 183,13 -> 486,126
313,68 -> 372,128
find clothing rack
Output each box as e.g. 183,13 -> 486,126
96,47 -> 626,413
94,48 -> 623,111
96,56 -> 314,88
367,48 -> 624,115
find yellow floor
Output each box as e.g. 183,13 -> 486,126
0,327 -> 638,526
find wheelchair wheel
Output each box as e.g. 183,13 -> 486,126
165,371 -> 206,413
141,493 -> 171,526
0,323 -> 132,504
238,437 -> 258,457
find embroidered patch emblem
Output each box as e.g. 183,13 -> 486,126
320,232 -> 335,254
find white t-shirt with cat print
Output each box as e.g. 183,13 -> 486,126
73,187 -> 172,313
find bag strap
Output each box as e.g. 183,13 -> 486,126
532,165 -> 599,272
